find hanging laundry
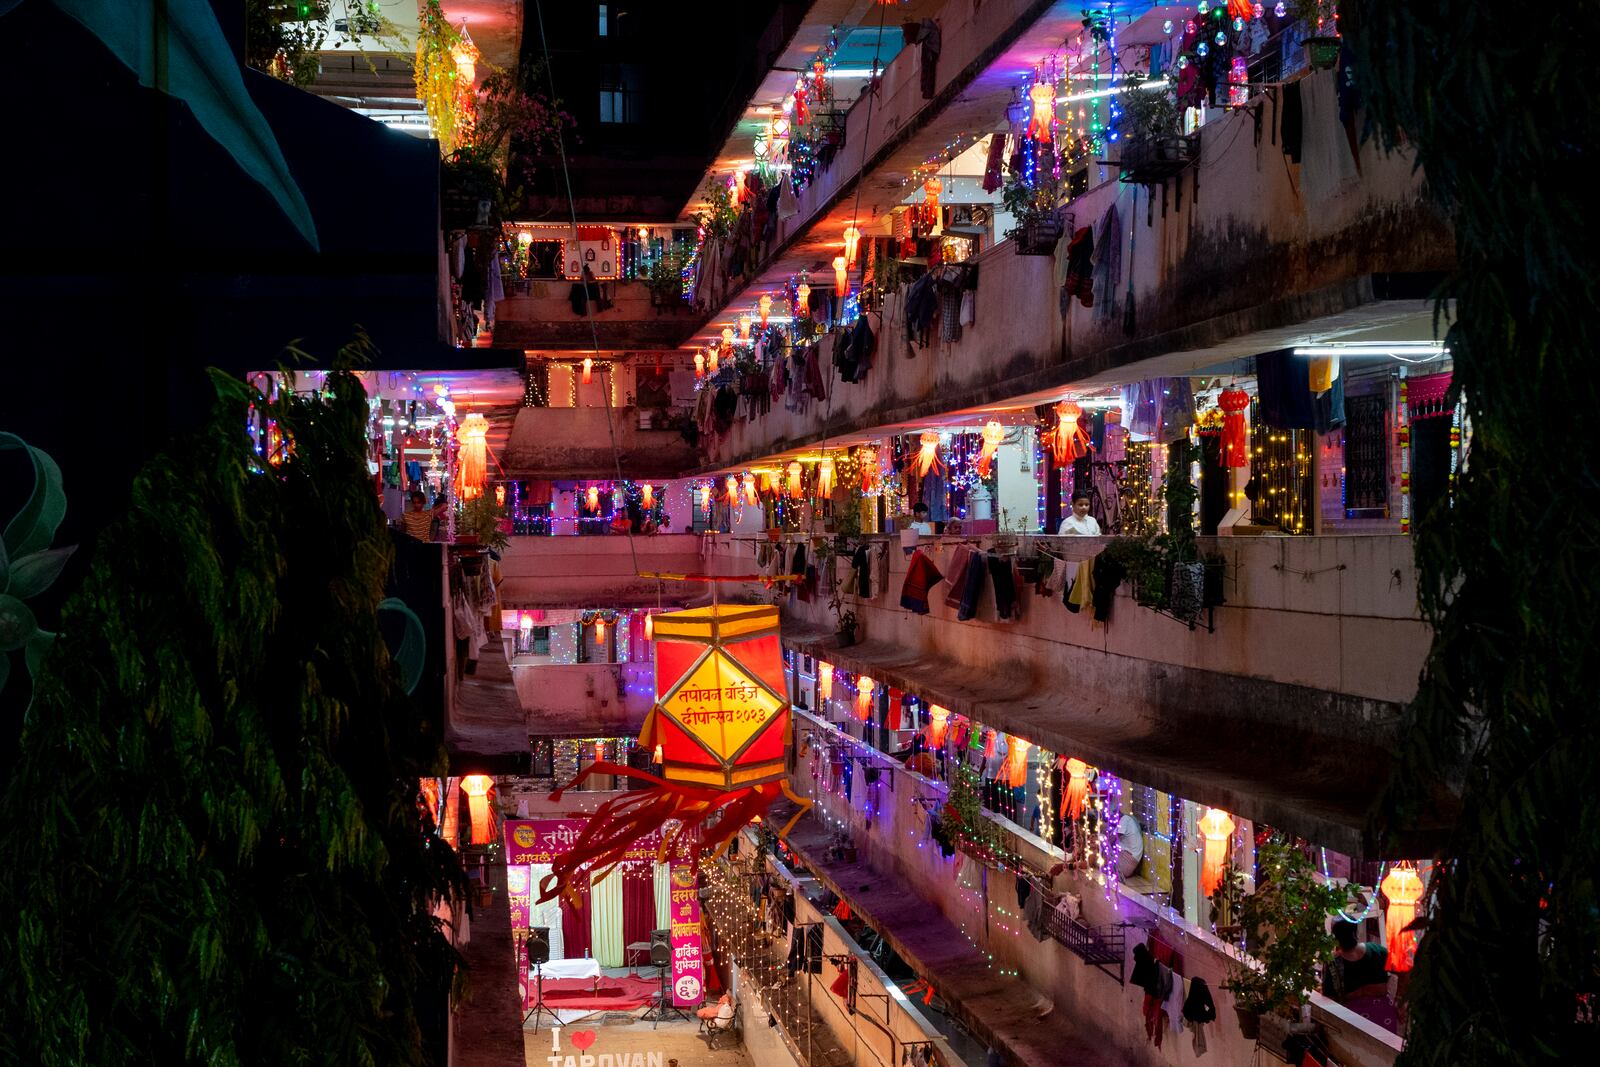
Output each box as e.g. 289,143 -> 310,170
899,549 -> 945,614
1062,226 -> 1095,308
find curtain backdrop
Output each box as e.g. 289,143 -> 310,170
623,870 -> 657,963
529,864 -> 565,964
589,868 -> 624,967
560,871 -> 592,961
653,862 -> 671,931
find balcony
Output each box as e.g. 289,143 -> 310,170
492,279 -> 699,350
500,405 -> 698,480
705,531 -> 1436,855
496,532 -> 706,608
697,64 -> 1454,472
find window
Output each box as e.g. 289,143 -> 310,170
598,63 -> 644,124
598,3 -> 608,36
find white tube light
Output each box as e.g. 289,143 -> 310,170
1291,343 -> 1447,358
1060,79 -> 1169,105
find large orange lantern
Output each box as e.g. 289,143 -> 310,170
833,255 -> 849,297
456,413 -> 489,500
738,314 -> 752,339
1198,808 -> 1236,897
925,705 -> 951,747
796,280 -> 811,316
914,431 -> 944,477
643,611 -> 654,640
741,473 -> 759,506
843,224 -> 862,269
641,483 -> 654,509
817,457 -> 836,498
459,774 -> 495,846
586,485 -> 600,512
1380,863 -> 1425,973
539,605 -> 808,901
787,460 -> 804,500
1028,80 -> 1055,141
978,420 -> 1005,477
1048,401 -> 1091,464
1060,757 -> 1090,821
582,356 -> 594,385
996,736 -> 1031,787
694,352 -> 705,379
855,675 -> 876,722
725,475 -> 740,506
759,293 -> 773,327
708,347 -> 720,376
817,661 -> 834,700
722,326 -> 735,347
922,178 -> 942,218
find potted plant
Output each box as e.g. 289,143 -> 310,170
1290,0 -> 1341,69
458,494 -> 511,553
1222,837 -> 1346,1039
1002,170 -> 1065,255
835,608 -> 858,647
644,244 -> 690,309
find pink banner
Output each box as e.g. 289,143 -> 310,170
668,863 -> 705,1007
504,819 -> 660,868
506,865 -> 532,1007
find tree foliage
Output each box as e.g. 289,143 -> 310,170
0,354 -> 464,1065
1350,2 -> 1600,1062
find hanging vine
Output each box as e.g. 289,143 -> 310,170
1352,2 -> 1600,1062
415,0 -> 472,156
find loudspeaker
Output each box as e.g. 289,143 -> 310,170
649,928 -> 671,967
528,927 -> 551,965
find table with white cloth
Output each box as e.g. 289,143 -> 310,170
528,957 -> 606,1026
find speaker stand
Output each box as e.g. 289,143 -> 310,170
522,963 -> 561,1033
640,967 -> 690,1029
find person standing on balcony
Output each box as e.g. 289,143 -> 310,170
1057,492 -> 1102,536
909,503 -> 935,535
401,491 -> 443,541
1323,920 -> 1389,1003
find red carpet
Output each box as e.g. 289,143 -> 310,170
536,974 -> 660,1012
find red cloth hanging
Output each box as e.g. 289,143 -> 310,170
829,961 -> 852,998
1219,387 -> 1251,468
621,868 -> 657,958
560,874 -> 593,960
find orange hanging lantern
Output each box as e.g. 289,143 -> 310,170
539,605 -> 809,902
723,475 -> 738,506
817,661 -> 834,700
582,356 -> 594,385
741,473 -> 759,507
858,446 -> 879,492
922,178 -> 942,218
1219,386 -> 1251,468
459,774 -> 495,846
738,315 -> 752,339
786,460 -> 804,500
709,347 -> 720,376
642,483 -> 655,509
1060,757 -> 1090,821
1028,80 -> 1055,141
759,471 -> 776,498
694,352 -> 705,379
833,255 -> 848,297
914,431 -> 944,478
978,420 -> 1005,477
817,457 -> 836,498
495,484 -> 506,507
796,280 -> 811,316
996,736 -> 1031,787
456,413 -> 489,500
594,616 -> 608,643
843,224 -> 862,269
1198,808 -> 1236,897
854,676 -> 876,722
1228,0 -> 1255,18
1048,401 -> 1091,464
586,485 -> 600,512
1380,863 -> 1425,973
759,293 -> 773,327
722,326 -> 735,347
643,612 -> 654,640
925,705 -> 951,748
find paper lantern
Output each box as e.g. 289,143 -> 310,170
586,485 -> 600,512
922,178 -> 942,216
709,347 -> 720,375
1219,387 -> 1251,468
642,483 -> 655,509
759,293 -> 773,327
724,475 -> 739,506
741,473 -> 759,507
1048,401 -> 1091,464
817,457 -> 836,498
643,612 -> 654,640
978,421 -> 1004,477
519,611 -> 535,632
759,471 -> 776,497
817,661 -> 834,700
1228,0 -> 1254,17
722,326 -> 735,347
539,605 -> 807,901
460,774 -> 494,846
694,352 -> 705,379
1028,81 -> 1055,141
738,315 -> 752,339
926,705 -> 951,748
1381,863 -> 1425,973
582,356 -> 594,385
787,460 -> 804,500
833,255 -> 848,297
843,224 -> 862,269
855,676 -> 876,722
456,413 -> 489,500
1198,808 -> 1236,897
450,32 -> 478,85
1060,757 -> 1090,821
495,484 -> 506,507
858,446 -> 879,492
997,737 -> 1031,787
796,281 -> 811,316
914,431 -> 944,477
594,617 -> 607,643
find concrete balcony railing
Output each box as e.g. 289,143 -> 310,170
499,405 -> 698,480
496,533 -> 707,609
492,279 -> 699,350
507,662 -> 655,736
704,532 -> 1433,854
700,64 -> 1454,472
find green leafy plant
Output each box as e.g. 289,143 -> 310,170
0,434 -> 73,702
0,344 -> 465,1063
934,765 -> 1019,870
245,0 -> 332,87
644,243 -> 692,302
458,493 -> 510,552
1117,72 -> 1183,144
1222,838 -> 1345,1017
1000,168 -> 1063,242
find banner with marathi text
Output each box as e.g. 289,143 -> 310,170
668,863 -> 705,1007
505,819 -> 660,868
506,864 -> 532,1007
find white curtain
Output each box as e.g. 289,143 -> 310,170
654,862 -> 672,931
529,864 -> 565,963
590,868 -> 624,968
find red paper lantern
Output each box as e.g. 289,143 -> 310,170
460,774 -> 495,846
1381,863 -> 1425,973
1219,387 -> 1251,468
582,356 -> 594,385
854,676 -> 876,722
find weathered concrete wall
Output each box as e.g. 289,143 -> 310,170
792,710 -> 1405,1067
497,533 -> 706,608
494,280 -> 700,350
702,64 -> 1454,471
501,406 -> 698,480
509,662 -> 654,736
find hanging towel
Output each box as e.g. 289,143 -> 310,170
899,550 -> 945,614
988,553 -> 1018,620
944,546 -> 977,611
957,550 -> 987,620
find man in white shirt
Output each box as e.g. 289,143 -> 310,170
1058,492 -> 1102,535
908,502 -> 935,535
